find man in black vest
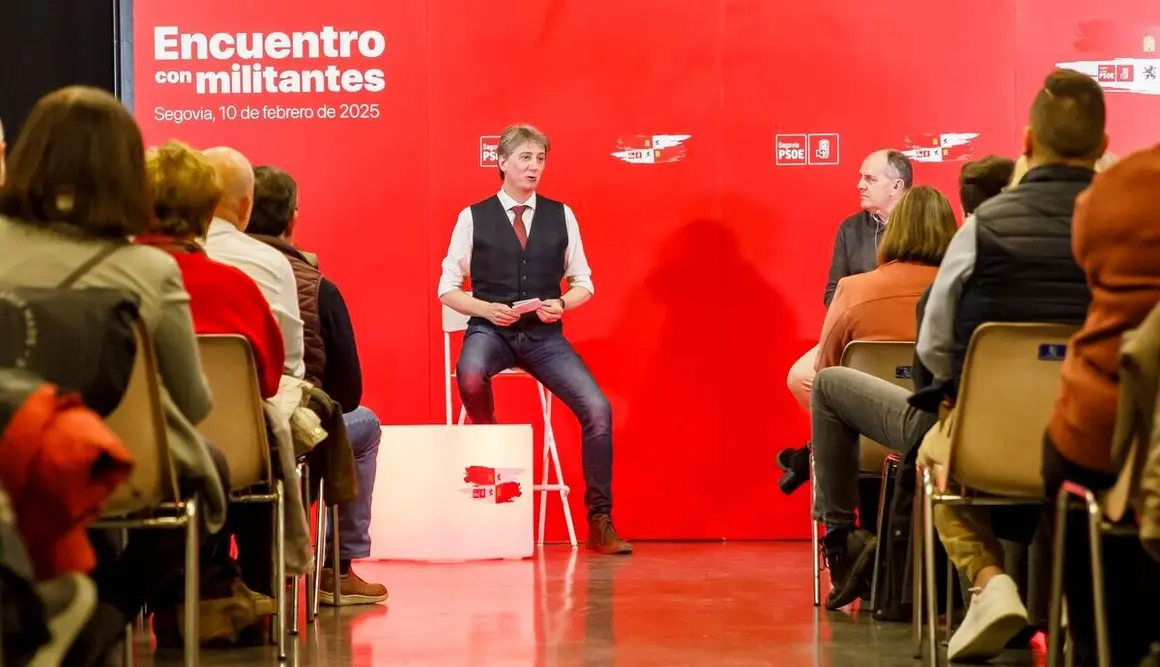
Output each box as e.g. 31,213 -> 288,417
910,69 -> 1100,660
438,124 -> 631,555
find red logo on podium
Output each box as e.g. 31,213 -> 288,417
461,466 -> 524,504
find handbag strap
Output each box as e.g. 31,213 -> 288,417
57,243 -> 124,289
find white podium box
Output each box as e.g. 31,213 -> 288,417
368,424 -> 534,562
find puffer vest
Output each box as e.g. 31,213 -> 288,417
251,235 -> 326,386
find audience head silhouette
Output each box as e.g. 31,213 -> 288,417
1025,69 -> 1108,169
0,86 -> 149,238
959,155 -> 1015,216
146,141 -> 222,239
249,165 -> 298,238
876,185 -> 957,267
203,146 -> 254,230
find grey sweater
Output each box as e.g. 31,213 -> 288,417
825,210 -> 884,307
0,217 -> 227,532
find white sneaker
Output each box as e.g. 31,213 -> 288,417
947,574 -> 1029,662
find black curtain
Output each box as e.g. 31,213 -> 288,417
0,0 -> 118,143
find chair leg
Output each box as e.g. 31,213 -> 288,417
312,487 -> 326,617
536,384 -> 551,547
302,464 -> 315,624
331,504 -> 342,607
545,428 -> 577,548
945,548 -> 955,645
912,466 -> 924,660
810,452 -> 821,607
275,480 -> 287,660
870,456 -> 898,611
922,468 -> 939,665
183,496 -> 200,667
1080,488 -> 1110,667
1047,486 -> 1071,667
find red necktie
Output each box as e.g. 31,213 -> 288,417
512,205 -> 529,249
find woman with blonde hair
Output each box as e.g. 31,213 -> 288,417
777,186 -> 956,494
813,185 -> 958,370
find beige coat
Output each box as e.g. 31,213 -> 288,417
1111,301 -> 1160,561
0,217 -> 227,532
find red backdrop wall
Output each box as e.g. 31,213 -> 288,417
132,0 -> 1159,541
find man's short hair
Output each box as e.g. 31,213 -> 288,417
959,155 -> 1015,216
249,165 -> 298,236
496,124 -> 550,181
1030,69 -> 1107,160
884,150 -> 914,189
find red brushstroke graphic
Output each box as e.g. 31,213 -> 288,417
495,481 -> 522,504
463,466 -> 496,485
1074,21 -> 1160,55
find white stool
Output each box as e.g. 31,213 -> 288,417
368,424 -> 534,562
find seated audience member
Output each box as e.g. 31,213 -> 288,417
915,69 -> 1102,661
779,185 -> 955,493
137,141 -> 285,398
958,156 -> 1016,217
201,146 -> 306,380
138,140 -> 286,644
786,149 -> 914,411
1042,145 -> 1160,666
0,86 -> 229,664
248,165 -> 388,605
812,185 -> 956,372
806,138 -> 1061,611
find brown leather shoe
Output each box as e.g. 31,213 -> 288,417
319,568 -> 389,606
586,514 -> 633,555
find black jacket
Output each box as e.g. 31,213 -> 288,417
825,210 -> 884,307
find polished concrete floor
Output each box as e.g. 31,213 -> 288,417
141,543 -> 1044,666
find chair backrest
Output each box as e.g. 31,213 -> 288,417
196,335 -> 271,489
840,341 -> 916,470
949,322 -> 1080,497
839,341 -> 916,391
103,322 -> 177,515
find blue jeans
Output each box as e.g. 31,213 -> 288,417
327,406 -> 381,560
457,323 -> 613,518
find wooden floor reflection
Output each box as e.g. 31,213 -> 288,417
141,543 -> 1043,666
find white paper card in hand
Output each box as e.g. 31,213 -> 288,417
512,298 -> 543,314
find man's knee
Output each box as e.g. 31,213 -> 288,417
456,356 -> 491,396
576,390 -> 612,432
344,406 -> 382,455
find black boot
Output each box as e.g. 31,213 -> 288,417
822,527 -> 877,611
778,444 -> 812,495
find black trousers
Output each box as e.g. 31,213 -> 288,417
1042,436 -> 1160,667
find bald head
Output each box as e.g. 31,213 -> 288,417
858,149 -> 912,217
204,146 -> 254,229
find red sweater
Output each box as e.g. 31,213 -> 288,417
136,236 -> 285,398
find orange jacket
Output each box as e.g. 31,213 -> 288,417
0,382 -> 134,579
815,261 -> 939,371
1048,144 -> 1160,474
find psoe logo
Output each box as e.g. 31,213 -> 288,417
611,134 -> 690,164
1056,58 -> 1159,95
459,465 -> 524,504
901,133 -> 979,163
480,135 -> 500,168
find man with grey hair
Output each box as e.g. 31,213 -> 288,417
778,149 -> 913,493
202,146 -> 306,379
438,124 -> 632,555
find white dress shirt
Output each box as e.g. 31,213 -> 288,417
437,190 -> 595,298
204,218 -> 306,379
